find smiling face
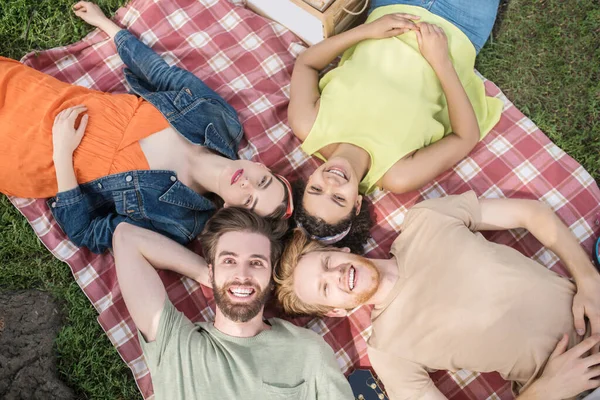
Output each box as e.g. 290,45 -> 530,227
219,160 -> 285,217
292,249 -> 380,314
302,157 -> 362,225
209,231 -> 273,322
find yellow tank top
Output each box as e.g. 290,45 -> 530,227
301,5 -> 503,194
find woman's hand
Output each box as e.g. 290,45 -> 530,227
52,105 -> 89,160
72,1 -> 110,28
364,13 -> 420,40
415,23 -> 450,69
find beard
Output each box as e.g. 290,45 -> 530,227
212,276 -> 271,323
348,254 -> 380,308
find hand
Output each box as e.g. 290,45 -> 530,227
363,13 -> 420,40
52,105 -> 89,159
415,23 -> 450,69
573,273 -> 600,351
72,1 -> 109,28
524,334 -> 600,400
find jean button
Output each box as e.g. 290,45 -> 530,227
97,183 -> 103,189
170,176 -> 177,182
125,175 -> 133,182
51,202 -> 56,208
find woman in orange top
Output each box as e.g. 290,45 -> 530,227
0,2 -> 293,253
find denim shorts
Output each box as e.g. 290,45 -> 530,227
369,0 -> 500,53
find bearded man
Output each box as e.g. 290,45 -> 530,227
112,207 -> 353,399
275,192 -> 600,400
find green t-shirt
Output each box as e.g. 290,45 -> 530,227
139,299 -> 353,399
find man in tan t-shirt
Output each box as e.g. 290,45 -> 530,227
276,192 -> 600,400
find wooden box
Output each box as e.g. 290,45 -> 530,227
247,0 -> 370,45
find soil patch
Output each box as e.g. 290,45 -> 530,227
0,290 -> 76,400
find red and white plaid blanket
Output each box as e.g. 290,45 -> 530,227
10,0 -> 600,398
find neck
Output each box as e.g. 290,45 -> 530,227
188,150 -> 230,195
213,307 -> 270,338
367,257 -> 401,307
330,144 -> 370,182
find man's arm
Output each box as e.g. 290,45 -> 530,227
112,223 -> 209,341
516,335 -> 600,400
477,197 -> 600,339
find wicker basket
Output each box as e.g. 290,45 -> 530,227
292,0 -> 369,38
247,0 -> 370,45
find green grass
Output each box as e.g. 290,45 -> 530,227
0,0 -> 599,398
0,2 -> 138,399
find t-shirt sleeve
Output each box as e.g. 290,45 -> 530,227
138,297 -> 196,370
368,347 -> 437,400
316,341 -> 354,399
404,191 -> 482,232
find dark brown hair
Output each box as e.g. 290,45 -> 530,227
291,179 -> 373,253
199,207 -> 288,268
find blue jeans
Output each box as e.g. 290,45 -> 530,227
369,0 -> 500,53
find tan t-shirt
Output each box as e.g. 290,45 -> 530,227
367,192 -> 582,400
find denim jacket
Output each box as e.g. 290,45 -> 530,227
48,30 -> 243,253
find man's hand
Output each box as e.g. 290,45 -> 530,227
573,273 -> 600,350
415,23 -> 450,70
520,334 -> 600,400
52,105 -> 88,160
364,13 -> 420,39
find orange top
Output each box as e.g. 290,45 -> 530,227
0,56 -> 170,198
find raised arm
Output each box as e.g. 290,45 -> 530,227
477,197 -> 600,339
288,14 -> 420,142
381,23 -> 480,194
112,222 -> 209,342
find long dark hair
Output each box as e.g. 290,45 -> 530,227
291,179 -> 372,253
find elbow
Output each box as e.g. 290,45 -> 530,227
530,201 -> 559,245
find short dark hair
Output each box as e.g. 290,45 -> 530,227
291,179 -> 373,253
199,207 -> 288,267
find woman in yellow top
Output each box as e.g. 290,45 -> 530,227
288,0 -> 502,252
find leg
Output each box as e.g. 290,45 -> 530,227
114,30 -> 220,98
428,0 -> 500,53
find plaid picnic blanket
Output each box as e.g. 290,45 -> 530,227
9,0 -> 600,398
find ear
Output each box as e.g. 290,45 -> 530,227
341,247 -> 351,253
355,195 -> 363,215
223,202 -> 230,208
325,308 -> 348,318
208,264 -> 214,281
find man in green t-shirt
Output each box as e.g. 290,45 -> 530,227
112,207 -> 353,400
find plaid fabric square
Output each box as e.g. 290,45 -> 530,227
140,29 -> 160,47
166,9 -> 191,30
207,50 -> 232,73
10,1 -> 600,399
186,31 -> 211,49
